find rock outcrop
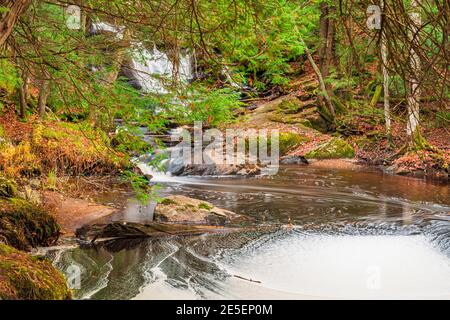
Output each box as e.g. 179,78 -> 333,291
154,195 -> 243,225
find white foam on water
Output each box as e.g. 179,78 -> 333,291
220,234 -> 450,299
136,161 -> 185,184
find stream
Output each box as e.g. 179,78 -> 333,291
46,165 -> 450,300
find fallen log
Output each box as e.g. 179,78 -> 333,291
76,221 -> 239,243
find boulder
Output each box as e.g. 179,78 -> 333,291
0,198 -> 60,251
305,137 -> 355,159
0,244 -> 71,300
154,195 -> 242,225
280,155 -> 309,165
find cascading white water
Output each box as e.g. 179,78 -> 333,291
131,44 -> 193,94
91,22 -> 194,94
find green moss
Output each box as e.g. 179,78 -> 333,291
369,85 -> 383,108
279,132 -> 309,156
331,96 -> 346,115
0,198 -> 60,251
0,176 -> 17,198
276,99 -> 303,114
305,137 -> 355,159
184,204 -> 198,212
0,244 -> 71,300
160,198 -> 177,206
198,202 -> 214,210
410,129 -> 433,151
258,132 -> 309,156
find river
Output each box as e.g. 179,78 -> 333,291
47,165 -> 450,299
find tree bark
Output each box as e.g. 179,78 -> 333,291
318,2 -> 336,79
406,0 -> 421,143
0,0 -> 31,47
380,0 -> 391,137
38,81 -> 50,119
318,2 -> 329,76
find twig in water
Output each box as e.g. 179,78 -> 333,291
233,275 -> 262,284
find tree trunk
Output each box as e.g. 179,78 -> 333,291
318,2 -> 329,76
38,81 -> 50,119
380,0 -> 391,138
0,0 -> 31,47
318,2 -> 336,79
300,35 -> 335,120
18,71 -> 29,118
406,0 -> 421,144
317,2 -> 336,114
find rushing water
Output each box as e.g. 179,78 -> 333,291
47,166 -> 450,299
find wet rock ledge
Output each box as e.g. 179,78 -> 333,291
78,195 -> 252,242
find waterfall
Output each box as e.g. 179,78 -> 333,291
130,44 -> 194,94
91,22 -> 194,94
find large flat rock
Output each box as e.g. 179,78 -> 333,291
154,195 -> 243,225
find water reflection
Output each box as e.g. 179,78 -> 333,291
49,166 -> 450,299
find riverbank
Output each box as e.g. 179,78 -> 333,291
0,111 -> 135,299
227,84 -> 449,181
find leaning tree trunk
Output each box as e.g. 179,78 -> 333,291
300,35 -> 336,120
380,0 -> 391,138
0,0 -> 31,47
406,0 -> 422,146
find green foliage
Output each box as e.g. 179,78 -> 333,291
167,84 -> 242,126
121,170 -> 154,204
0,60 -> 20,95
160,198 -> 178,206
45,170 -> 57,191
203,0 -> 319,89
112,127 -> 153,156
0,176 -> 17,198
435,111 -> 450,128
259,132 -> 309,156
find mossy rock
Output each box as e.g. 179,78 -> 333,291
279,132 -> 310,156
256,132 -> 308,156
0,198 -> 60,251
276,98 -> 304,114
154,195 -> 242,226
160,198 -> 178,206
0,244 -> 71,300
198,202 -> 214,210
305,137 -> 355,159
0,176 -> 17,198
